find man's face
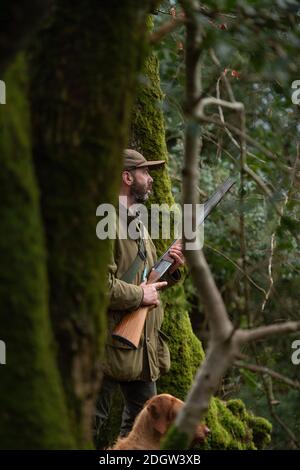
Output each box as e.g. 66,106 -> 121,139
130,167 -> 153,203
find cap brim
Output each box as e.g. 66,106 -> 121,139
136,160 -> 165,169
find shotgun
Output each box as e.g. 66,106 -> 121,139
112,177 -> 236,349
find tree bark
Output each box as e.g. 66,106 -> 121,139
0,1 -> 50,75
0,54 -> 74,449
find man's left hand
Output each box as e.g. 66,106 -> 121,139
168,242 -> 185,274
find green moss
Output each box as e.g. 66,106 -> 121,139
226,399 -> 247,420
160,395 -> 271,451
194,397 -> 271,450
0,54 -> 74,449
247,415 -> 272,450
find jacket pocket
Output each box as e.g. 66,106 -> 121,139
157,329 -> 171,376
104,311 -> 144,380
103,344 -> 144,381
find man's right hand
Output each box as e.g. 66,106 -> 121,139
140,281 -> 168,307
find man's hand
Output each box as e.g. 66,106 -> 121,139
168,242 -> 185,274
141,281 -> 168,307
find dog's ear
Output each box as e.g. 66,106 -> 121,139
147,397 -> 172,435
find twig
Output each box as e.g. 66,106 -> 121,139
260,143 -> 299,314
237,321 -> 300,343
269,408 -> 300,449
196,107 -> 277,160
149,16 -> 185,44
262,372 -> 300,448
205,243 -> 266,295
197,94 -> 283,215
234,360 -> 300,391
261,233 -> 276,312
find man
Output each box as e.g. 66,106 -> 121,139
94,149 -> 184,447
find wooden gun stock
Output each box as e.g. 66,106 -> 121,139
112,269 -> 163,349
111,306 -> 150,349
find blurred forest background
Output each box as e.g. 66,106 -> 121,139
0,0 -> 299,450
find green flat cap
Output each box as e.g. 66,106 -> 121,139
123,149 -> 165,170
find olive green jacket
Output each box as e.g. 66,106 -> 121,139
103,208 -> 181,382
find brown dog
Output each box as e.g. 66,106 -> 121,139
109,393 -> 210,450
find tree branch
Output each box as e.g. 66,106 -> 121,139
149,16 -> 185,44
196,113 -> 277,160
237,321 -> 300,344
205,242 -> 267,296
234,360 -> 300,391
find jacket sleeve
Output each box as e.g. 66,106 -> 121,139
107,250 -> 144,312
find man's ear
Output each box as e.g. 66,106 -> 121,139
122,170 -> 133,186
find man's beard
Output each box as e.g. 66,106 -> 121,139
130,178 -> 151,203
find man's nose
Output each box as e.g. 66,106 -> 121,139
148,174 -> 153,184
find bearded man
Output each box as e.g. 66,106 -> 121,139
94,149 -> 184,447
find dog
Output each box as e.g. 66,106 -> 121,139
109,393 -> 210,450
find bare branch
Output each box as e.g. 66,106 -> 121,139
270,409 -> 300,449
196,96 -> 244,116
213,63 -> 283,216
260,143 -> 299,314
197,113 -> 277,160
149,17 -> 185,44
234,361 -> 300,391
262,373 -> 300,448
205,243 -> 267,296
237,321 -> 300,344
261,232 -> 276,312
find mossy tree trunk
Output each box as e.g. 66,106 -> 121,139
29,0 -> 153,446
0,55 -> 74,450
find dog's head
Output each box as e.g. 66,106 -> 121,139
145,393 -> 209,444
